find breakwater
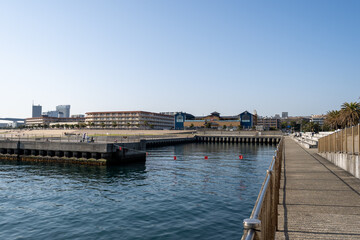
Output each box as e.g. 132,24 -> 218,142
0,140 -> 145,165
196,135 -> 281,144
0,134 -> 282,166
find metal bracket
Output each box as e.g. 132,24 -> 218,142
243,218 -> 261,230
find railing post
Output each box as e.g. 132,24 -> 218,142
358,124 -> 360,155
243,219 -> 261,240
345,128 -> 347,153
335,132 -> 337,152
352,126 -> 355,155
341,129 -> 343,153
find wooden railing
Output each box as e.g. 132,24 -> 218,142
318,124 -> 360,154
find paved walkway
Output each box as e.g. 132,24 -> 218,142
276,137 -> 360,240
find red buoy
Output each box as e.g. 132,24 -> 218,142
119,147 -> 122,151
239,155 -> 243,159
174,156 -> 177,160
204,156 -> 208,160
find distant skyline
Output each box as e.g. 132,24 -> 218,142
1,0 -> 359,118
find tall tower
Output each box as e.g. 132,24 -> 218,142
56,105 -> 71,118
32,104 -> 42,118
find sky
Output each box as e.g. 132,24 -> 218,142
0,0 -> 359,119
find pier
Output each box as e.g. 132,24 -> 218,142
195,135 -> 281,144
276,138 -> 360,239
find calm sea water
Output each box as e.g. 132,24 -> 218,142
0,143 -> 275,240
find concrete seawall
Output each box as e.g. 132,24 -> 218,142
318,152 -> 360,179
0,140 -> 145,166
195,135 -> 281,144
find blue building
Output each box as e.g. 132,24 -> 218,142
239,111 -> 254,129
174,113 -> 186,130
173,112 -> 195,130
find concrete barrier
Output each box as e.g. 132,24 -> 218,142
318,152 -> 360,179
0,140 -> 145,166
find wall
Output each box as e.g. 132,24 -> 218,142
318,152 -> 360,179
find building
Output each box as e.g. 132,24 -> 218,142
56,105 -> 71,118
85,111 -> 174,130
26,116 -> 85,127
71,114 -> 85,118
282,112 -> 288,119
32,104 -> 42,118
239,111 -> 255,129
174,113 -> 186,130
184,111 -> 256,130
310,115 -> 325,126
184,112 -> 240,129
160,112 -> 195,130
257,117 -> 281,130
42,110 -> 60,118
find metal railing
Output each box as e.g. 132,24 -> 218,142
241,138 -> 284,240
318,124 -> 360,154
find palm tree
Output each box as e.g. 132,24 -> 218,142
340,102 -> 360,127
325,110 -> 342,130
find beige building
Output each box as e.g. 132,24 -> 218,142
85,111 -> 174,130
25,116 -> 85,127
257,118 -> 280,130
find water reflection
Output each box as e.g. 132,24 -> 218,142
0,142 -> 276,240
0,160 -> 147,182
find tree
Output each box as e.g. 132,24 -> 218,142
281,122 -> 288,129
223,125 -> 227,130
340,102 -> 360,127
302,122 -> 320,133
325,110 -> 341,130
112,121 -> 118,128
100,122 -> 105,128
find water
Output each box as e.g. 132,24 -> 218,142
0,143 -> 276,240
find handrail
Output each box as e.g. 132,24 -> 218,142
242,138 -> 284,240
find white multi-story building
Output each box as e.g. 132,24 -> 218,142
85,111 -> 174,130
310,115 -> 325,126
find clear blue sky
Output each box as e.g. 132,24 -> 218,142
1,0 -> 359,118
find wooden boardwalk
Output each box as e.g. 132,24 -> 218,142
276,137 -> 360,240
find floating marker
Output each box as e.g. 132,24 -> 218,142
174,156 -> 177,160
204,156 -> 208,160
119,147 -> 122,151
146,152 -> 148,156
239,155 -> 243,159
